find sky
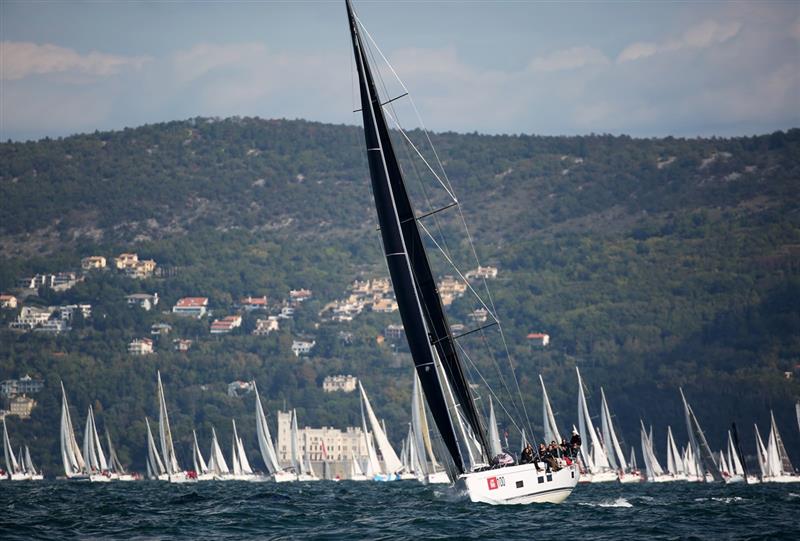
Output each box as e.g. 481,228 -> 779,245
1,0 -> 798,141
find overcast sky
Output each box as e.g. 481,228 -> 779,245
1,1 -> 798,141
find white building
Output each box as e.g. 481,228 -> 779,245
275,410 -> 369,465
0,375 -> 44,397
128,338 -> 154,355
126,293 -> 159,311
172,297 -> 208,318
210,315 -> 242,334
527,332 -> 550,347
0,294 -> 18,309
465,265 -> 498,280
291,340 -> 316,357
322,375 -> 358,393
253,316 -> 279,335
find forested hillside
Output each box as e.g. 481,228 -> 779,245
1,117 -> 798,475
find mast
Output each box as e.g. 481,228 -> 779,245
345,0 -> 487,473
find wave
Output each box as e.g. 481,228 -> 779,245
694,496 -> 746,504
579,497 -> 633,508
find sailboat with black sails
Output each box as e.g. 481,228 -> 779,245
345,0 -> 578,504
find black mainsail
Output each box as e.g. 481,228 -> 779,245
346,0 -> 489,474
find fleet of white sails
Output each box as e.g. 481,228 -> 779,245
22,371 -> 800,485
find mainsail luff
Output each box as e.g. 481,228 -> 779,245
346,0 -> 486,473
290,409 -> 305,475
754,423 -> 768,478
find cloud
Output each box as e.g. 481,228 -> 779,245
618,20 -> 742,63
529,46 -> 610,72
1,41 -> 149,80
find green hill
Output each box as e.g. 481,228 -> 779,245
1,117 -> 798,475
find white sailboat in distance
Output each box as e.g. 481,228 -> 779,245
253,382 -> 294,482
59,382 -> 88,480
345,0 -> 577,503
156,371 -> 193,483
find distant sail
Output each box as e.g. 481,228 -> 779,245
208,427 -> 229,475
359,382 -> 402,474
192,430 -> 208,475
254,382 -> 281,475
60,382 -> 85,477
157,372 -> 181,475
540,375 -> 561,445
487,397 -> 503,458
679,388 -> 722,482
145,417 -> 166,479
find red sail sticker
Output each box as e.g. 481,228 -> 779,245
487,476 -> 498,490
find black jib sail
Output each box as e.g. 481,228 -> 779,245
345,0 -> 489,474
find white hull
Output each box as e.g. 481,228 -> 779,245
348,474 -> 370,482
427,471 -> 450,484
724,474 -> 745,484
618,472 -> 643,484
167,471 -> 196,484
113,474 -> 138,482
373,473 -> 399,482
8,472 -> 32,481
296,473 -> 319,482
580,470 -> 617,484
762,475 -> 800,483
272,471 -> 296,483
745,475 -> 761,485
458,462 -> 579,505
398,472 -> 416,480
647,474 -> 682,483
89,473 -> 112,483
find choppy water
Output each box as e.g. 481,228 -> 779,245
1,480 -> 798,540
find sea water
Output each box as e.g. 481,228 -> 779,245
1,480 -> 797,539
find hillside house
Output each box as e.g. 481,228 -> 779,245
172,297 -> 208,318
128,338 -> 154,355
151,323 -> 172,336
291,339 -> 316,357
81,256 -> 107,270
322,375 -> 358,393
0,294 -> 18,309
240,295 -> 268,311
527,332 -> 550,347
126,293 -> 159,311
253,316 -> 279,335
210,315 -> 242,334
8,396 -> 36,419
173,339 -> 193,352
465,266 -> 498,280
289,289 -> 313,303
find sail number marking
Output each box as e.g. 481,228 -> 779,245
487,476 -> 505,490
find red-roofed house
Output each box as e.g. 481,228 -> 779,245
172,297 -> 209,318
210,315 -> 242,334
527,332 -> 550,347
240,296 -> 268,311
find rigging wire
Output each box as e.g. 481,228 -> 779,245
354,11 -> 538,449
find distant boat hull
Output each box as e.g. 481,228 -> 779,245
458,463 -> 579,505
618,472 -> 644,484
762,475 -> 800,483
272,471 -> 296,483
426,471 -> 450,484
580,470 -> 617,484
